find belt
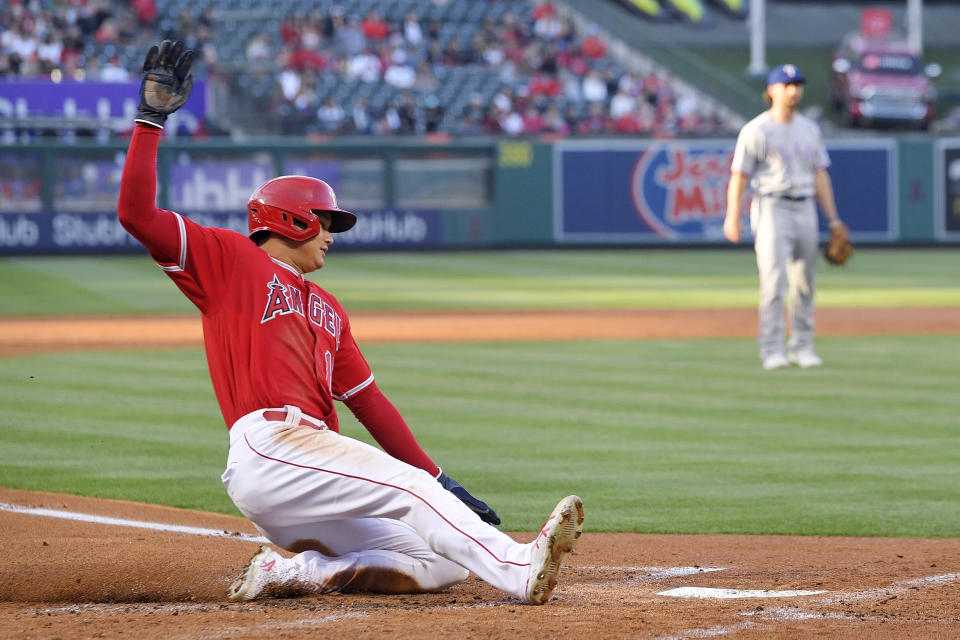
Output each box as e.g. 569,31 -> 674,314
771,193 -> 810,202
263,406 -> 328,431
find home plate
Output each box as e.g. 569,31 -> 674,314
658,587 -> 827,599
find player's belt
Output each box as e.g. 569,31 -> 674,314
773,193 -> 810,202
263,408 -> 328,431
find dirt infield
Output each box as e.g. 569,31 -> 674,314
1,306 -> 959,356
3,308 -> 960,638
2,488 -> 959,639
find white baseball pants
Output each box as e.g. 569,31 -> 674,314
751,196 -> 819,359
221,406 -> 534,597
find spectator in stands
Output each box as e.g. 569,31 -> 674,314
610,87 -> 635,121
578,102 -> 611,135
499,106 -> 524,136
376,101 -> 402,135
131,0 -> 157,27
528,70 -> 560,98
403,12 -> 423,46
537,42 -> 559,75
423,94 -> 444,133
246,32 -> 272,63
336,15 -> 366,58
395,92 -> 418,134
346,46 -> 381,83
317,97 -> 345,134
618,71 -> 642,97
384,48 -> 416,89
197,6 -> 214,44
361,10 -> 390,41
280,14 -> 304,46
289,30 -> 326,72
347,96 -> 374,135
100,54 -> 130,82
492,86 -> 514,114
580,25 -> 606,59
582,70 -> 608,103
37,32 -> 63,70
522,104 -> 545,135
442,38 -> 466,66
82,55 -> 101,81
413,60 -> 437,92
0,54 -> 14,79
279,66 -> 301,103
479,33 -> 505,68
532,1 -> 557,21
3,24 -> 37,64
533,7 -> 565,42
543,103 -> 569,135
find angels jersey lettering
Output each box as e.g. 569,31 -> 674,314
150,211 -> 373,429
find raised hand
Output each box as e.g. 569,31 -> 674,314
136,40 -> 195,128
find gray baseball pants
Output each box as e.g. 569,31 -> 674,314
750,195 -> 819,360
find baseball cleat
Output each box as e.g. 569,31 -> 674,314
762,352 -> 789,370
228,545 -> 285,601
788,350 -> 823,368
524,494 -> 584,605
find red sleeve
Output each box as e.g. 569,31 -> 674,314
119,123 -> 240,313
343,382 -> 440,476
117,123 -> 180,264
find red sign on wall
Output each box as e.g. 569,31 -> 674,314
861,8 -> 893,38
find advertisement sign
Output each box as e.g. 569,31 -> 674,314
0,209 -> 445,255
936,139 -> 960,240
0,81 -> 206,136
554,139 -> 896,244
169,160 -> 274,212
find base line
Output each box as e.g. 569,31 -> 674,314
0,502 -> 270,543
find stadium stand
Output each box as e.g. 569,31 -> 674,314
1,0 -> 739,139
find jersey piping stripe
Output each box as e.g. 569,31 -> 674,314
242,432 -> 529,569
332,374 -> 375,401
173,212 -> 187,270
270,257 -> 302,278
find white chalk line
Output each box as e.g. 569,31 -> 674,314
653,621 -> 757,640
582,566 -> 727,582
165,611 -> 370,640
667,572 -> 960,639
0,502 -> 270,543
659,587 -> 828,599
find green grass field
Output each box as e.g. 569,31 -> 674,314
1,248 -> 958,313
1,250 -> 958,537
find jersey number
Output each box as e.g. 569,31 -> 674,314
324,350 -> 333,394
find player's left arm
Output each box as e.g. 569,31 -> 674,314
334,323 -> 501,525
813,169 -> 846,234
812,128 -> 846,235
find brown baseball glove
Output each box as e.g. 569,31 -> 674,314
823,226 -> 853,266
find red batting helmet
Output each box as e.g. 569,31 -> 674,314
247,175 -> 357,241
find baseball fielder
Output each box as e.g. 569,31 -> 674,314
724,64 -> 848,370
118,41 -> 582,604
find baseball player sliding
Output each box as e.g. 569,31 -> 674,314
724,64 -> 848,370
118,41 -> 582,604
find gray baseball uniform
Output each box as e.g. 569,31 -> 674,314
731,111 -> 831,361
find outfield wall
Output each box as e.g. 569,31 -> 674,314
1,137 -> 956,254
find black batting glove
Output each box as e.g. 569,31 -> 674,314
437,470 -> 501,526
136,39 -> 195,129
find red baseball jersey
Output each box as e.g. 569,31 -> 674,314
147,211 -> 373,429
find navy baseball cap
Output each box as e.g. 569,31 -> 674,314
767,64 -> 806,86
